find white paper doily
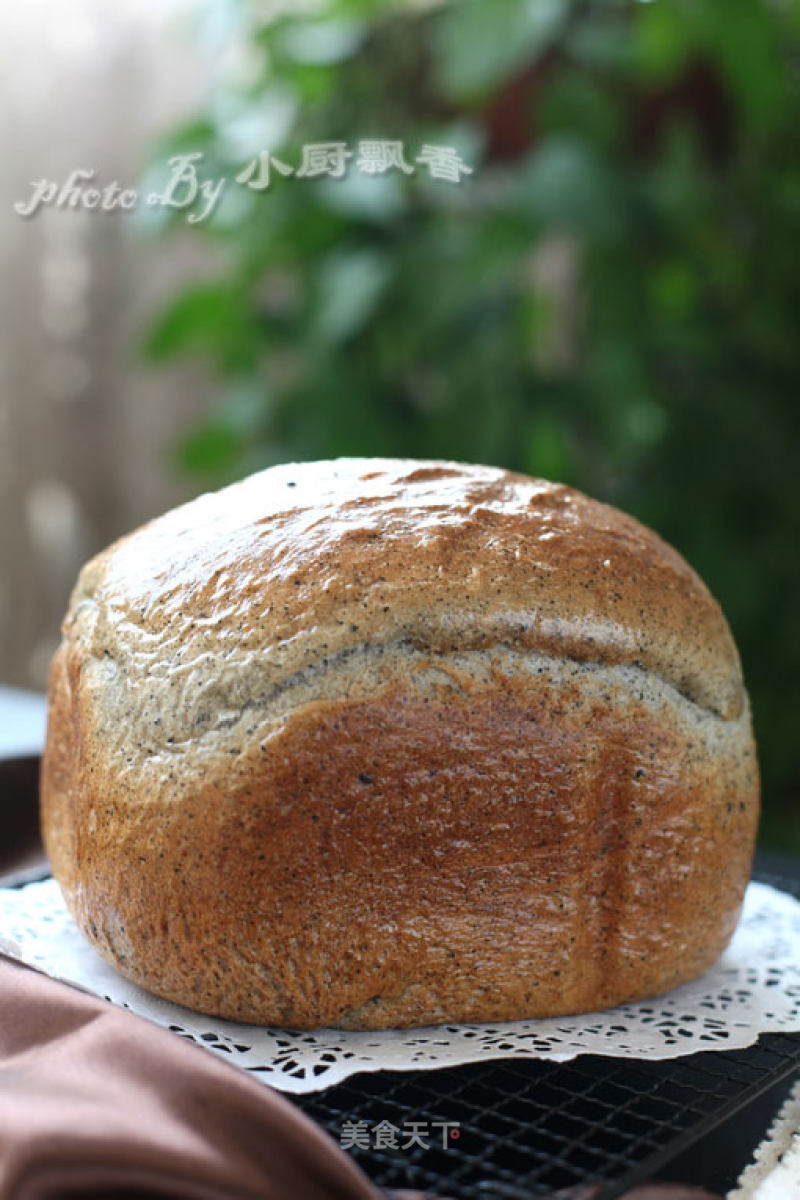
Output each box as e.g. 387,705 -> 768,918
1,878 -> 798,1095
729,1079 -> 800,1199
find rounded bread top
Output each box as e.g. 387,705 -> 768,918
65,458 -> 744,720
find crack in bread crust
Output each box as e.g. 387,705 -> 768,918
71,638 -> 748,792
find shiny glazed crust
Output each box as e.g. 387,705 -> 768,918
41,458 -> 760,1029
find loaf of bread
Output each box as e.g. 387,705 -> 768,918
41,458 -> 759,1030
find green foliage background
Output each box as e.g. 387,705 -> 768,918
144,0 -> 800,845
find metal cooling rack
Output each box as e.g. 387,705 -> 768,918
293,852 -> 800,1198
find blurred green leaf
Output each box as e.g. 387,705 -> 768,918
524,416 -> 572,482
649,260 -> 697,319
634,1 -> 693,80
278,17 -> 364,64
145,283 -> 233,359
144,282 -> 259,371
313,248 -> 391,343
699,0 -> 784,131
520,138 -> 622,239
433,0 -> 566,100
173,420 -> 243,477
566,17 -> 634,71
540,73 -> 622,149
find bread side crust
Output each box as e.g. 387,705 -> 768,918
42,641 -> 759,1030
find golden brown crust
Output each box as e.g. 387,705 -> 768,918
63,458 -> 743,720
40,458 -> 760,1030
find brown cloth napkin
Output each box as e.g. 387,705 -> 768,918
0,955 -> 431,1200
